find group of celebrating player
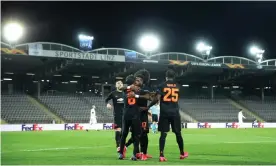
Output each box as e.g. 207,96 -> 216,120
105,69 -> 188,162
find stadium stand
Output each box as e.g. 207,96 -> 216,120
38,94 -> 91,123
1,93 -> 53,124
234,95 -> 276,122
2,91 -> 271,124
37,93 -> 113,123
1,88 -> 273,124
179,96 -> 255,122
82,94 -> 114,123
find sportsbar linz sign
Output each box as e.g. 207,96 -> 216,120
31,50 -> 125,62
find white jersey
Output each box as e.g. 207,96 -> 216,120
90,107 -> 97,124
238,111 -> 245,123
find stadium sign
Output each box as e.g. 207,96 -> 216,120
1,47 -> 28,55
53,51 -> 124,62
252,122 -> 264,128
197,122 -> 212,128
191,62 -> 222,67
64,123 -> 84,130
103,123 -> 114,130
31,50 -> 125,62
1,123 -> 276,131
21,124 -> 43,131
226,122 -> 239,128
168,60 -> 222,67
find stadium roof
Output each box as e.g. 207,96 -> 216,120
2,41 -> 276,66
1,42 -> 276,86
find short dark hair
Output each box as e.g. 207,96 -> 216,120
125,75 -> 135,85
135,74 -> 144,81
134,69 -> 150,84
166,69 -> 175,79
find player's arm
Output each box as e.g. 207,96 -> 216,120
148,110 -> 152,116
119,84 -> 140,92
126,92 -> 147,99
147,94 -> 160,108
105,92 -> 113,104
105,92 -> 113,109
146,85 -> 162,108
127,91 -> 156,101
119,85 -> 127,91
137,92 -> 156,101
146,92 -> 158,101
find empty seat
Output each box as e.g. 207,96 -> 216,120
1,93 -> 53,124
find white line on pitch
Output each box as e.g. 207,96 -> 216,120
225,140 -> 276,144
2,141 -> 276,154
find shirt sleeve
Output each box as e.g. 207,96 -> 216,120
105,92 -> 113,104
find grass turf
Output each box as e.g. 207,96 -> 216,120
1,129 -> 276,165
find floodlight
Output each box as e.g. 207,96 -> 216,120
249,46 -> 265,55
196,42 -> 212,55
3,22 -> 24,43
250,47 -> 258,55
249,45 -> 265,63
196,42 -> 212,60
196,42 -> 205,52
138,34 -> 160,52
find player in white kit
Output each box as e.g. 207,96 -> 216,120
238,109 -> 246,128
90,105 -> 97,125
86,105 -> 97,131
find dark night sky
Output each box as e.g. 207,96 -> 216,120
1,2 -> 276,59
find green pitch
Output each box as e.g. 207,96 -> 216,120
2,129 -> 276,165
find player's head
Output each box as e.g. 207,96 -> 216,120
165,69 -> 175,81
125,75 -> 135,85
115,80 -> 123,90
134,69 -> 150,85
134,74 -> 144,87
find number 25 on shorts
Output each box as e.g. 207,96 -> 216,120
163,88 -> 179,102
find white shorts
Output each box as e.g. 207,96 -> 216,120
238,118 -> 243,124
90,117 -> 97,124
